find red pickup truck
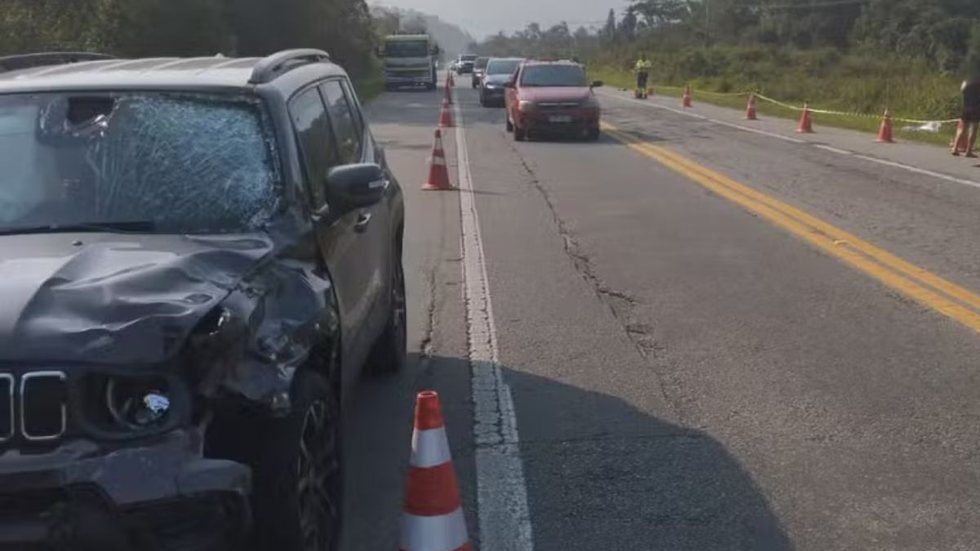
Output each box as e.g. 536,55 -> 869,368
504,59 -> 603,141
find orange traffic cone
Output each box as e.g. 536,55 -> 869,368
797,104 -> 814,133
439,99 -> 454,128
448,72 -> 455,87
444,78 -> 453,105
745,93 -> 758,121
682,85 -> 693,108
423,129 -> 452,191
400,391 -> 472,551
876,108 -> 894,143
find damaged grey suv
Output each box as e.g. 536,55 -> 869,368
0,50 -> 405,550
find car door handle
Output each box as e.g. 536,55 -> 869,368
354,212 -> 372,233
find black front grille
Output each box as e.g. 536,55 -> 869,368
0,371 -> 68,444
21,373 -> 67,441
0,374 -> 12,441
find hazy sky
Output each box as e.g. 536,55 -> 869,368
373,0 -> 613,39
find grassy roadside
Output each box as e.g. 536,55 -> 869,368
588,65 -> 957,148
352,58 -> 385,103
353,72 -> 384,103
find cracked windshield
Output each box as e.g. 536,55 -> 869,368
1,0 -> 980,550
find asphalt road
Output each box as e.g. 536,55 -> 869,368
343,79 -> 980,551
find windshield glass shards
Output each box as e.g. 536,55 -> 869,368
0,93 -> 281,235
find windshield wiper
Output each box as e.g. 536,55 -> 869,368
0,220 -> 157,236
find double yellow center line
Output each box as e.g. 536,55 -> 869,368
602,122 -> 980,335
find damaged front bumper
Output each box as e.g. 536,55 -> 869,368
0,429 -> 250,551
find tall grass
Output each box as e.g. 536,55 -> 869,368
587,45 -> 962,145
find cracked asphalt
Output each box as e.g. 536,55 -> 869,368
343,82 -> 980,551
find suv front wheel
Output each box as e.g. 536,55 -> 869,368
210,367 -> 342,551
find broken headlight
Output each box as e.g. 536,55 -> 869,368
106,377 -> 171,429
76,372 -> 188,439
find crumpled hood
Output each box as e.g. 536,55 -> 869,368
0,233 -> 273,364
520,87 -> 591,103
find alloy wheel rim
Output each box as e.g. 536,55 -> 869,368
296,400 -> 339,551
392,261 -> 406,346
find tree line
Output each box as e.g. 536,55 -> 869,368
0,0 -> 377,77
478,0 -> 980,77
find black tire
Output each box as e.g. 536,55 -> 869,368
366,238 -> 407,374
514,125 -> 526,141
587,128 -> 600,141
209,367 -> 342,551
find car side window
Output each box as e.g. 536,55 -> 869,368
320,80 -> 362,165
339,79 -> 365,140
289,86 -> 340,207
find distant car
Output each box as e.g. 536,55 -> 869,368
480,57 -> 523,107
471,56 -> 490,88
455,54 -> 477,74
504,59 -> 603,141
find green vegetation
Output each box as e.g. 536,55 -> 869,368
476,0 -> 980,142
0,0 -> 377,79
354,59 -> 386,102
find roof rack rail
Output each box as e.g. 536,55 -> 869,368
249,49 -> 330,84
0,52 -> 114,73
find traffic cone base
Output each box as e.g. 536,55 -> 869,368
400,391 -> 471,551
423,130 -> 452,191
876,109 -> 894,143
797,106 -> 814,133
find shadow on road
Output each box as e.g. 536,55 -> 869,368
343,354 -> 791,551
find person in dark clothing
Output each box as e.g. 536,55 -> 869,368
952,78 -> 980,157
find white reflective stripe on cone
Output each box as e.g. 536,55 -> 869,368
431,157 -> 447,167
411,426 -> 452,468
400,507 -> 468,551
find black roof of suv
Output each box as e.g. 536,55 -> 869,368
0,49 -> 344,93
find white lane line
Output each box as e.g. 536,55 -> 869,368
850,154 -> 980,190
600,91 -> 805,144
599,90 -> 980,190
452,94 -> 535,550
815,144 -> 854,156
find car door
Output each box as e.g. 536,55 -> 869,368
505,66 -> 522,123
287,83 -> 377,383
319,78 -> 391,372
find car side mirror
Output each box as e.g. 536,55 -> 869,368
506,81 -> 516,89
591,80 -> 604,88
324,163 -> 386,211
